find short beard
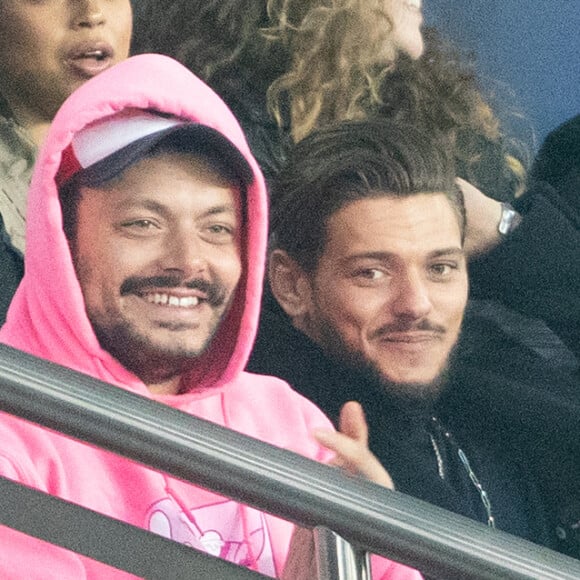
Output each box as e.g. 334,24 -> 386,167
86,274 -> 232,387
336,347 -> 450,407
316,320 -> 455,407
91,317 -> 219,387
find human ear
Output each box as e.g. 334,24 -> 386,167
268,249 -> 313,320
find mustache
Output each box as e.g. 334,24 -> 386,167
120,275 -> 228,308
370,318 -> 446,339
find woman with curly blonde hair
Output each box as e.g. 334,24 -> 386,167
264,0 -> 424,141
132,0 -> 426,177
132,0 -> 523,199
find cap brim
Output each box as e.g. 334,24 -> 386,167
77,123 -> 254,189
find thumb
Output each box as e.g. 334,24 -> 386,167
339,401 -> 368,444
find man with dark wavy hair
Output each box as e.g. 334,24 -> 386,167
248,117 -> 580,558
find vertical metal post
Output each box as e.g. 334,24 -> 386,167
314,526 -> 371,580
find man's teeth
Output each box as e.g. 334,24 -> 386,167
84,50 -> 105,60
145,293 -> 200,307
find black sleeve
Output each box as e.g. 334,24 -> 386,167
0,216 -> 24,326
468,183 -> 580,361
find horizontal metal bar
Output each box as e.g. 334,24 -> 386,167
0,343 -> 579,579
0,475 -> 266,579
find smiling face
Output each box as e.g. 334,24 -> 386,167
69,152 -> 242,391
293,193 -> 467,399
387,0 -> 424,59
0,0 -> 132,124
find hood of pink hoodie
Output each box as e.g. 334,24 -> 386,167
0,54 -> 268,404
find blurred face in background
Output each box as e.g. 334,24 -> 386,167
0,0 -> 132,124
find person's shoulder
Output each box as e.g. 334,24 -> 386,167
226,371 -> 333,460
236,370 -> 326,407
0,223 -> 24,326
0,114 -> 35,161
232,371 -> 333,426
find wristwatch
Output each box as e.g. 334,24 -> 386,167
498,202 -> 521,236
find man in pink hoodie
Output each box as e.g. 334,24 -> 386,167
0,54 -> 418,579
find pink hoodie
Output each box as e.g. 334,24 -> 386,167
0,54 -> 420,580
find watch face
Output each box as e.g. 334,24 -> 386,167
498,203 -> 518,235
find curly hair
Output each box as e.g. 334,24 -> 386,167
132,0 -> 398,141
131,1 -> 527,198
264,0 -> 397,141
378,29 -> 527,200
134,0 -> 288,103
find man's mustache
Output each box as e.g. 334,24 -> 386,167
371,318 -> 446,339
120,276 -> 228,308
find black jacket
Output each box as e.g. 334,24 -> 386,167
469,182 -> 580,365
0,216 -> 23,326
248,293 -> 580,557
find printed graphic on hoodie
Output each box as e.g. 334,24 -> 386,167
146,489 -> 276,576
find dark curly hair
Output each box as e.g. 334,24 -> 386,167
132,0 -> 397,142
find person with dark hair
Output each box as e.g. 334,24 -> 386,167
0,55 -> 419,579
0,0 -> 133,325
133,3 -> 571,364
131,0 -> 579,363
248,118 -> 580,557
